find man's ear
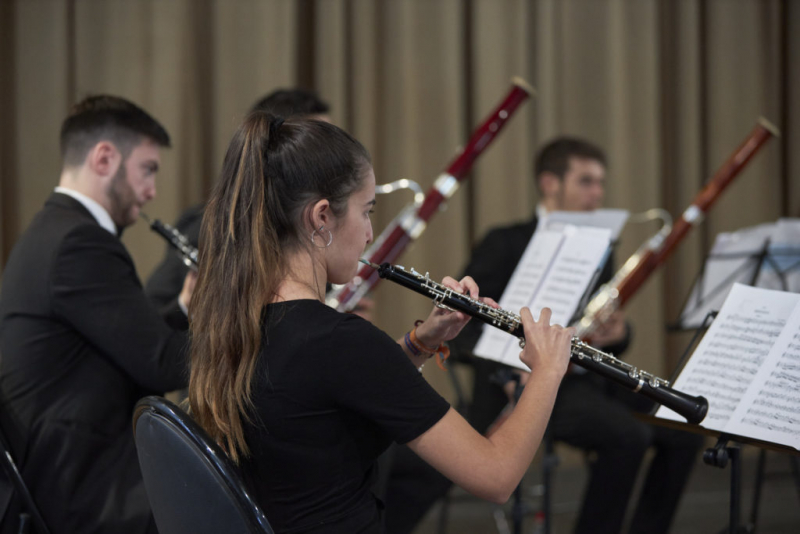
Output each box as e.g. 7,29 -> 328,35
538,171 -> 562,199
86,141 -> 122,178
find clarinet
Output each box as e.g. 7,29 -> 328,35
140,213 -> 199,271
366,260 -> 709,425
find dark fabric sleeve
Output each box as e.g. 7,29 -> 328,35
144,249 -> 189,310
51,224 -> 189,392
324,316 -> 450,445
161,299 -> 190,331
144,205 -> 204,310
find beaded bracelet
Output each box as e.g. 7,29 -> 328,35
407,320 -> 451,371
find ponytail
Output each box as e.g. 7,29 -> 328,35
189,112 -> 370,461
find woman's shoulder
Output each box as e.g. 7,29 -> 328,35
268,300 -> 389,341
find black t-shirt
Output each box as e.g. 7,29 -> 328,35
239,300 -> 450,533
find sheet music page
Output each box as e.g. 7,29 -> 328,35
527,226 -> 611,326
656,284 -> 800,434
474,225 -> 611,370
472,229 -> 563,368
545,209 -> 629,241
725,300 -> 800,449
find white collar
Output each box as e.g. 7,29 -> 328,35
536,203 -> 550,221
54,187 -> 117,235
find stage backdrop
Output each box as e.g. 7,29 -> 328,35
1,0 -> 798,400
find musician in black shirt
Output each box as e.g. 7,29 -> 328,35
188,113 -> 574,533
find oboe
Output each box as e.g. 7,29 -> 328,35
365,260 -> 709,425
140,213 -> 198,271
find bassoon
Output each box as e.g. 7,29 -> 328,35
575,118 -> 780,338
367,260 -> 709,424
326,79 -> 535,312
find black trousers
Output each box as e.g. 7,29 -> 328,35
550,372 -> 704,534
378,443 -> 451,534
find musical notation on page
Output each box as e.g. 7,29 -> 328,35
657,283 -> 800,450
474,223 -> 612,370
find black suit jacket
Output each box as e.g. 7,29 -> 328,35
0,192 -> 189,534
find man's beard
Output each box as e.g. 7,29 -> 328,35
106,163 -> 138,230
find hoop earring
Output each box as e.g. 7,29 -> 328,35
310,225 -> 333,248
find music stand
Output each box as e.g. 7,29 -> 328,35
674,220 -> 800,331
641,415 -> 800,534
652,311 -> 800,534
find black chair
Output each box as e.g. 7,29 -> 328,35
0,404 -> 50,534
0,440 -> 50,534
132,396 -> 274,534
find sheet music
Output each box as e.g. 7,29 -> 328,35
725,302 -> 800,449
474,225 -> 611,370
657,284 -> 800,449
544,209 -> 629,241
528,227 -> 611,324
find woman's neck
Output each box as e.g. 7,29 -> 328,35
272,250 -> 327,303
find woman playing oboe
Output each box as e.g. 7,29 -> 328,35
188,112 -> 573,533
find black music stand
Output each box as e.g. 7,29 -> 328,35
668,224 -> 800,532
653,311 -> 800,534
673,225 -> 800,332
642,415 -> 800,534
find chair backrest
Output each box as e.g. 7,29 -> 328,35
132,396 -> 273,534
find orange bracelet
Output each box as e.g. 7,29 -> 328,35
410,322 -> 451,370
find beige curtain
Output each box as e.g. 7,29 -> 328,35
1,0 -> 797,399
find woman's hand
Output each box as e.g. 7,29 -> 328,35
414,276 -> 498,348
518,307 -> 572,379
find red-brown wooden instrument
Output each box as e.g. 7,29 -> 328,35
327,78 -> 535,312
575,118 -> 780,337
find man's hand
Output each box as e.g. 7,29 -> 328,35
589,310 -> 626,347
178,271 -> 198,314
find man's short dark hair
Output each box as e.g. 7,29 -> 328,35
60,95 -> 171,167
534,137 -> 606,183
249,88 -> 330,117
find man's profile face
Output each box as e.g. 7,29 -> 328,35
106,138 -> 160,228
553,156 -> 605,212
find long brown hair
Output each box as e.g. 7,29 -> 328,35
189,112 -> 370,462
